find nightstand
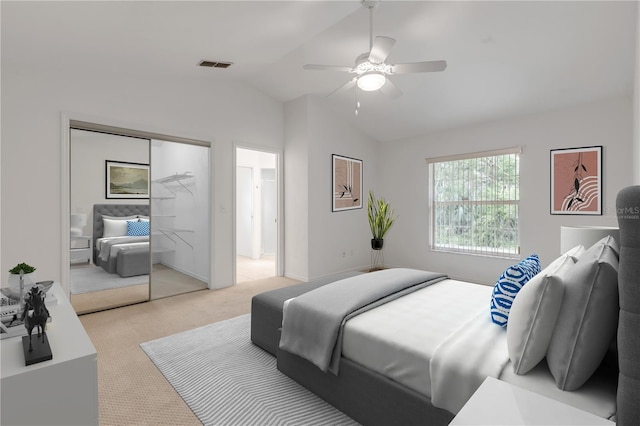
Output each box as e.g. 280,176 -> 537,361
449,377 -> 614,425
70,235 -> 92,264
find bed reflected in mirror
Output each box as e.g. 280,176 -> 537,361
69,129 -> 150,314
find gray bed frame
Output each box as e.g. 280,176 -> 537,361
92,204 -> 150,277
253,185 -> 640,425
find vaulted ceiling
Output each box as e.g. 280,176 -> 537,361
2,1 -> 637,142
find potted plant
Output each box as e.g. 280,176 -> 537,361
367,191 -> 396,250
7,262 -> 37,288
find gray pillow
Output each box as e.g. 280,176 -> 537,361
507,253 -> 575,375
546,238 -> 619,390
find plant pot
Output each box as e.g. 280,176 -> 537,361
7,272 -> 37,288
371,239 -> 384,250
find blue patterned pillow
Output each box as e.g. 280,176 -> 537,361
127,220 -> 149,237
490,254 -> 541,327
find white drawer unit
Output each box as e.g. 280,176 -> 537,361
70,235 -> 92,264
1,282 -> 98,425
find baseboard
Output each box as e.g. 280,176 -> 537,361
284,272 -> 307,281
159,261 -> 208,284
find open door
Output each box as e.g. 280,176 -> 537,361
235,147 -> 278,283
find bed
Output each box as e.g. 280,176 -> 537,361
92,204 -> 150,278
252,185 -> 640,426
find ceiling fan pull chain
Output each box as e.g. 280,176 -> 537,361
369,5 -> 374,51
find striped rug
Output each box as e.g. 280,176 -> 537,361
141,314 -> 359,426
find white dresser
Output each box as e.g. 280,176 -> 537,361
1,282 -> 98,426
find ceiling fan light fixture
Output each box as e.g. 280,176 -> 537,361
357,71 -> 386,91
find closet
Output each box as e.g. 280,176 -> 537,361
150,139 -> 210,300
68,125 -> 211,314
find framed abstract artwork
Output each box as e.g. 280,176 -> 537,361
105,160 -> 150,199
550,146 -> 602,215
332,154 -> 362,212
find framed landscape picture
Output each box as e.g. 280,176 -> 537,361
332,154 -> 362,212
105,160 -> 150,199
550,146 -> 602,215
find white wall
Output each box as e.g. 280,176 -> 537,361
635,4 -> 640,184
306,96 -> 380,279
70,129 -> 149,237
1,67 -> 283,292
284,95 -> 379,281
284,97 -> 310,280
379,96 -> 634,285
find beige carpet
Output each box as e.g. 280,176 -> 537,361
236,255 -> 276,283
71,283 -> 149,315
79,276 -> 300,426
150,264 -> 208,299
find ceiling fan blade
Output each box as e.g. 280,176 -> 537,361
368,36 -> 396,64
327,77 -> 357,97
379,77 -> 402,99
303,64 -> 353,72
391,60 -> 447,74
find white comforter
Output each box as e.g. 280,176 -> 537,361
341,279 -> 502,411
430,308 -> 509,413
340,278 -> 616,418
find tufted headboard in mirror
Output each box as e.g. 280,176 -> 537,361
92,204 -> 150,263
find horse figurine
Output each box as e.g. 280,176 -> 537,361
20,285 -> 50,352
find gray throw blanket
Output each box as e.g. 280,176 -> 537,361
98,236 -> 148,262
279,268 -> 448,374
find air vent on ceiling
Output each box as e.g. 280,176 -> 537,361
198,60 -> 233,69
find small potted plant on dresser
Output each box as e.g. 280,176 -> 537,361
367,191 -> 396,270
7,262 -> 37,289
1,263 -> 37,319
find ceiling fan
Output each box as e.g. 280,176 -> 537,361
303,0 -> 447,99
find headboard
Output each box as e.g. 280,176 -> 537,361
616,185 -> 640,425
92,203 -> 150,261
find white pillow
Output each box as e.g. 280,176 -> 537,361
507,253 -> 576,374
101,214 -> 138,221
102,218 -> 130,237
563,244 -> 585,260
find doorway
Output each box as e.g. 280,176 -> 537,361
235,147 -> 279,283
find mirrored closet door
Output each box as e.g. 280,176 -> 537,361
149,139 -> 210,300
69,127 -> 211,314
69,129 -> 151,314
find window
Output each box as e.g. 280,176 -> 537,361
428,147 -> 521,258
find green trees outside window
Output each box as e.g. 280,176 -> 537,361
430,151 -> 520,257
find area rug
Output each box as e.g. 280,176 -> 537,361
141,314 -> 359,426
70,266 -> 148,294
